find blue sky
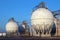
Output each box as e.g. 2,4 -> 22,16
0,0 -> 60,32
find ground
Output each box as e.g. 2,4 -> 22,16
0,36 -> 60,40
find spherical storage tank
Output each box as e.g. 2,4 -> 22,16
31,8 -> 54,36
6,18 -> 18,33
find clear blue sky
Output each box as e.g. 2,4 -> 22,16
0,0 -> 60,32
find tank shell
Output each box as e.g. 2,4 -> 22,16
31,8 -> 54,30
0,33 -> 2,36
6,21 -> 18,33
3,33 -> 6,36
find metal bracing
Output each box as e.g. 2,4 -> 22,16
32,2 -> 47,12
52,10 -> 60,18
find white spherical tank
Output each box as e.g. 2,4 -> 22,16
31,8 -> 54,37
6,19 -> 18,33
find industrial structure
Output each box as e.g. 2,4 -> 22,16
4,2 -> 60,37
5,18 -> 18,36
30,7 -> 54,37
30,2 -> 60,37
